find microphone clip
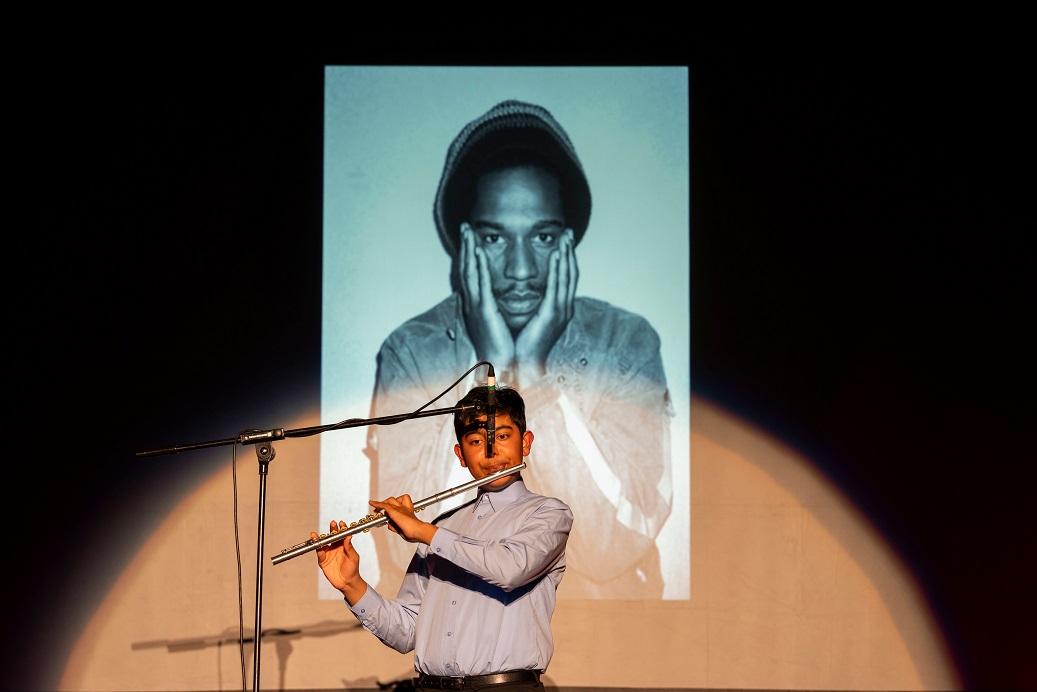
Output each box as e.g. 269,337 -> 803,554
485,368 -> 497,457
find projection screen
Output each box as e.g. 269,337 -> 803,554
320,66 -> 690,600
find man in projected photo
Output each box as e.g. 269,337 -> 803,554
320,386 -> 570,691
367,100 -> 672,598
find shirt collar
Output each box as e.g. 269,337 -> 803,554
475,477 -> 530,513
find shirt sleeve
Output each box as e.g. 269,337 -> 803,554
346,549 -> 429,653
428,499 -> 573,592
517,310 -> 673,583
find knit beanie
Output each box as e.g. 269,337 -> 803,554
434,100 -> 592,256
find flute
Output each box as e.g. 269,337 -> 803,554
271,462 -> 526,565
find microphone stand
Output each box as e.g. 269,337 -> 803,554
136,403 -> 474,692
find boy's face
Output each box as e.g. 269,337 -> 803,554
454,411 -> 533,490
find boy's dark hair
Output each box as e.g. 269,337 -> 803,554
454,386 -> 527,444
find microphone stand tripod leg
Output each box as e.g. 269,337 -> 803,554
252,442 -> 276,691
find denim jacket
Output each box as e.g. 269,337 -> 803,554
366,293 -> 673,597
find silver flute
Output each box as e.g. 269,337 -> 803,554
271,462 -> 526,565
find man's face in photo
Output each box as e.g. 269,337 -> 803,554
467,165 -> 567,334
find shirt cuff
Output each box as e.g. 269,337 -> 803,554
347,586 -> 383,623
429,525 -> 460,560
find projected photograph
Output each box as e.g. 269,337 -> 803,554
321,66 -> 690,599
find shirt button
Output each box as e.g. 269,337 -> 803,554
557,375 -> 566,383
360,609 -> 365,614
435,547 -> 441,552
477,515 -> 484,520
580,357 -> 588,366
447,631 -> 453,637
451,600 -> 456,605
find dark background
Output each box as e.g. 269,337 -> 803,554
7,23 -> 1034,690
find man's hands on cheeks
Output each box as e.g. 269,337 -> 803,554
459,225 -> 578,382
460,224 -> 515,369
514,228 -> 577,380
312,521 -> 368,605
369,494 -> 438,545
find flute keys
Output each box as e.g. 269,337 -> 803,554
280,539 -> 310,554
353,513 -> 378,533
271,462 -> 526,566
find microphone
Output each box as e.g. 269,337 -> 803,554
485,364 -> 496,457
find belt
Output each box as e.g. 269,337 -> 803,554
416,669 -> 541,689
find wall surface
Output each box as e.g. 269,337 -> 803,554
60,397 -> 958,690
